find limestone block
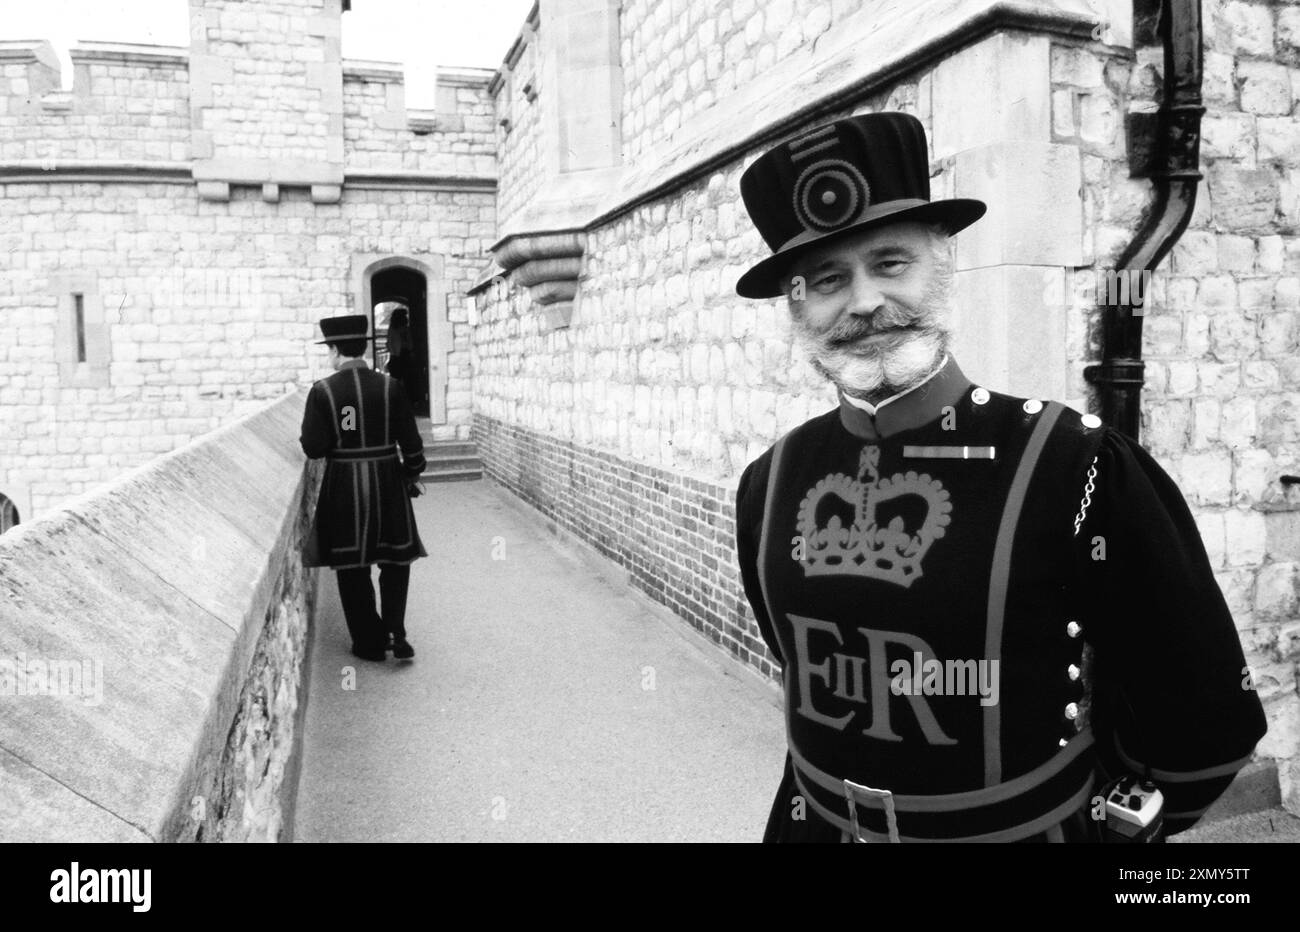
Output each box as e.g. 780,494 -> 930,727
950,265 -> 1068,402
1209,165 -> 1279,231
1240,62 -> 1294,116
197,180 -> 230,201
932,33 -> 1051,160
954,142 -> 1084,269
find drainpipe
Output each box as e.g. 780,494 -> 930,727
1084,0 -> 1205,441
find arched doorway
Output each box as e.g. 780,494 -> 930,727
0,493 -> 19,534
371,266 -> 430,417
350,254 -> 451,424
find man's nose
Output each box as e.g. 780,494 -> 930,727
844,270 -> 885,317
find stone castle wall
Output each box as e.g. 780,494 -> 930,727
491,13 -> 545,230
1,181 -> 492,516
0,4 -> 498,522
0,45 -> 191,165
471,0 -> 1300,808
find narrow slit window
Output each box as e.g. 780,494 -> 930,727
73,293 -> 85,362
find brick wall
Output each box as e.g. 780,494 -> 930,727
473,412 -> 776,677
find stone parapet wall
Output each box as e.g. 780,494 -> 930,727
343,65 -> 497,178
0,390 -> 319,842
0,40 -> 191,166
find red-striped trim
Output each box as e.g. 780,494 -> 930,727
983,402 -> 1063,785
1114,733 -> 1256,783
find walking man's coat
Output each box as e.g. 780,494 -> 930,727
300,358 -> 428,568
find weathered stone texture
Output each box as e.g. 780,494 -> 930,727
0,181 -> 493,517
0,52 -> 191,164
342,73 -> 496,176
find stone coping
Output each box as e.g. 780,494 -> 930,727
343,59 -> 404,82
496,0 -> 1106,243
437,66 -> 496,88
0,389 -> 311,842
0,39 -> 61,70
68,41 -> 189,66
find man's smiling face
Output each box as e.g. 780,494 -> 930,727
783,220 -> 954,403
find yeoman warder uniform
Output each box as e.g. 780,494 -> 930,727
732,113 -> 1267,843
300,315 -> 428,661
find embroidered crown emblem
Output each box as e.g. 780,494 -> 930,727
796,445 -> 952,587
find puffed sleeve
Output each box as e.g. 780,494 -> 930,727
1074,428 -> 1267,835
735,452 -> 784,667
299,383 -> 335,460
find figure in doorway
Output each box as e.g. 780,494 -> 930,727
385,306 -> 415,399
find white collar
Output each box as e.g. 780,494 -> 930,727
840,355 -> 950,417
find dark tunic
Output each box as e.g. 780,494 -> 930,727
735,357 -> 1266,842
299,359 -> 428,569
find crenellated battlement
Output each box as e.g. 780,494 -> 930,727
0,34 -> 494,184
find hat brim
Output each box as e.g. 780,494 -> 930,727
314,335 -> 372,344
734,198 -> 987,299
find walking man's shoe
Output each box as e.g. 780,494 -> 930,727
391,637 -> 415,660
351,643 -> 387,662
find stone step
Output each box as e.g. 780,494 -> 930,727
422,440 -> 477,457
420,467 -> 482,483
425,452 -> 479,468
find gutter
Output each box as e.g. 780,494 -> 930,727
1084,0 -> 1206,441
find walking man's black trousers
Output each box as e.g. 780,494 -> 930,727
335,562 -> 411,651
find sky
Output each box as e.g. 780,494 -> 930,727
0,0 -> 534,106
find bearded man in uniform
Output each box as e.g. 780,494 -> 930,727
732,112 -> 1267,842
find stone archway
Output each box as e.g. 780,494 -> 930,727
350,254 -> 451,424
0,492 -> 20,535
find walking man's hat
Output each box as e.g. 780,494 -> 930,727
315,314 -> 371,345
735,111 -> 986,299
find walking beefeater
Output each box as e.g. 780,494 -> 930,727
732,113 -> 1267,842
301,314 -> 428,662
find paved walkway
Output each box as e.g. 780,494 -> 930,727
292,478 -> 787,842
291,477 -> 1300,843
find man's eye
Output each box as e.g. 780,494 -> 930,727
878,260 -> 909,273
813,273 -> 844,289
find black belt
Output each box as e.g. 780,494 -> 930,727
327,445 -> 400,463
792,730 -> 1097,842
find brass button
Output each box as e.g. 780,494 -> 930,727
1065,702 -> 1079,720
1059,737 -> 1069,748
1081,414 -> 1102,429
1066,620 -> 1082,638
1067,664 -> 1081,681
1022,399 -> 1043,415
971,387 -> 990,405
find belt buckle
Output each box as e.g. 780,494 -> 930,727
843,779 -> 900,843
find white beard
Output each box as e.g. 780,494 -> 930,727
792,250 -> 956,400
800,326 -> 948,399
